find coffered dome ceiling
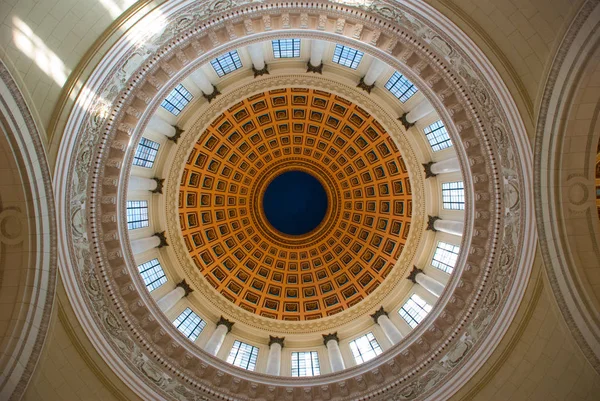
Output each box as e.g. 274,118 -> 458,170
179,88 -> 412,320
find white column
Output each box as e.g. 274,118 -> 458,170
265,337 -> 284,376
406,98 -> 435,124
363,59 -> 387,86
157,286 -> 185,312
129,176 -> 158,192
247,43 -> 266,70
371,308 -> 403,345
204,318 -> 233,356
146,115 -> 176,138
433,219 -> 464,237
131,235 -> 161,254
189,69 -> 216,96
309,39 -> 326,67
415,274 -> 445,298
323,333 -> 345,372
430,157 -> 460,175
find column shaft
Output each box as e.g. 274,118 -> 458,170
157,286 -> 185,312
189,70 -> 215,96
377,315 -> 403,345
265,343 -> 282,375
326,340 -> 345,372
309,40 -> 326,67
415,274 -> 445,298
247,43 -> 266,70
406,99 -> 434,124
363,59 -> 387,86
430,157 -> 460,174
130,236 -> 161,254
204,324 -> 229,356
147,116 -> 176,138
129,176 -> 158,191
433,219 -> 464,237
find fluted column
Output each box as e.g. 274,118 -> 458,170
157,280 -> 193,313
371,307 -> 403,345
129,176 -> 164,193
247,43 -> 268,76
204,317 -> 234,356
130,232 -> 168,254
147,115 -> 176,137
408,266 -> 445,297
190,69 -> 216,96
323,333 -> 345,372
266,336 -> 284,376
399,98 -> 435,129
307,39 -> 326,73
426,216 -> 464,237
358,59 -> 387,93
423,157 -> 460,178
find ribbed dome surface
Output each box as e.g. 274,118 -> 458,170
179,88 -> 412,320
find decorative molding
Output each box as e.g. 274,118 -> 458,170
153,231 -> 168,248
427,215 -> 441,231
407,266 -> 424,283
167,126 -> 184,143
370,306 -> 388,324
252,64 -> 269,77
216,316 -> 234,333
203,86 -> 221,103
150,177 -> 164,194
306,61 -> 323,74
423,161 -> 437,178
398,112 -> 414,130
176,279 -> 193,297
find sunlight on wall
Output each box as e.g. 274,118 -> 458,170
99,0 -> 137,19
12,17 -> 70,87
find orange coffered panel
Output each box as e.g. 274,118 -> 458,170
179,88 -> 412,320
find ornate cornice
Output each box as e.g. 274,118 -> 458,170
54,1 -> 533,400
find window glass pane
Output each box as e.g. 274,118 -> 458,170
348,332 -> 382,365
137,258 -> 167,291
442,181 -> 465,210
173,308 -> 206,341
399,294 -> 432,328
272,39 -> 300,58
211,51 -> 243,77
226,340 -> 259,371
431,242 -> 460,274
424,120 -> 452,152
133,137 -> 160,168
291,351 -> 320,377
160,84 -> 193,116
332,44 -> 364,69
384,71 -> 417,102
126,200 -> 149,230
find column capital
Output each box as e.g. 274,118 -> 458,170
407,266 -> 424,283
151,177 -> 164,194
153,231 -> 168,248
306,61 -> 323,74
203,85 -> 221,103
268,336 -> 285,347
370,306 -> 388,324
216,316 -> 234,333
398,112 -> 414,130
422,162 -> 437,178
322,332 -> 339,345
426,215 -> 441,231
167,126 -> 184,143
253,64 -> 269,77
356,77 -> 375,93
176,279 -> 193,297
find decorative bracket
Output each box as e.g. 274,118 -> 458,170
306,61 -> 323,74
253,64 -> 269,77
407,266 -> 423,283
153,231 -> 168,248
356,77 -> 375,93
422,162 -> 437,178
216,316 -> 234,333
151,177 -> 165,194
398,112 -> 414,130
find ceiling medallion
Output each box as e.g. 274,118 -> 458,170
178,88 -> 412,320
